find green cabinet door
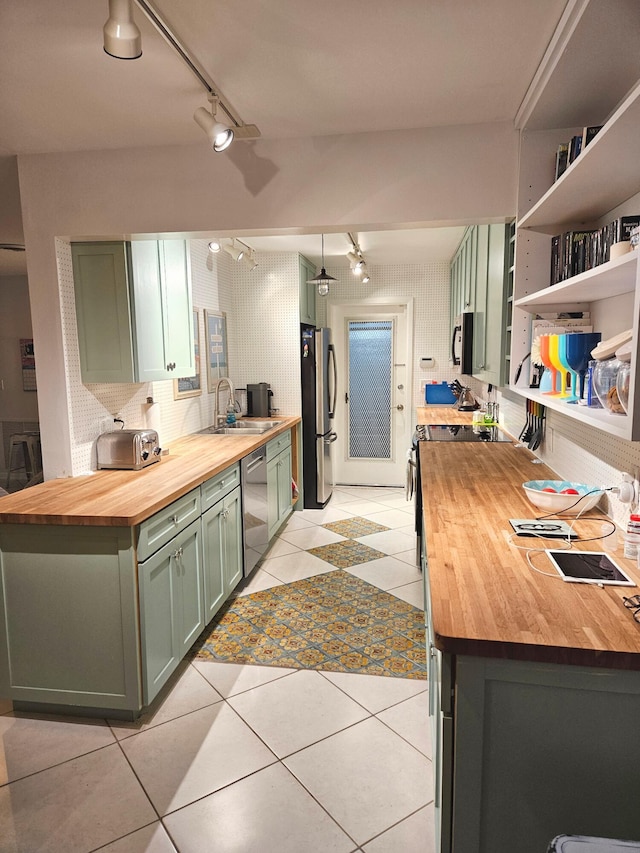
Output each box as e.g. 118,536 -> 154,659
138,518 -> 204,704
267,446 -> 292,540
202,486 -> 243,624
72,239 -> 194,383
299,254 -> 317,325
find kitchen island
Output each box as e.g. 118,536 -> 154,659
0,418 -> 300,718
421,439 -> 640,852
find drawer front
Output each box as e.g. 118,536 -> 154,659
138,487 -> 201,562
200,463 -> 241,512
266,429 -> 291,462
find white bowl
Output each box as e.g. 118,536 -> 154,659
522,480 -> 603,515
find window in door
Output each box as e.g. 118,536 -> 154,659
348,320 -> 393,459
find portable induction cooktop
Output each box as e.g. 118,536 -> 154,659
509,519 -> 578,539
423,424 -> 513,442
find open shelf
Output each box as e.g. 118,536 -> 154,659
509,385 -> 632,440
515,251 -> 638,311
519,80 -> 640,233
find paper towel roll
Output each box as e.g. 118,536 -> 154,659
145,402 -> 162,437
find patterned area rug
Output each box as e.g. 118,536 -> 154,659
191,569 -> 427,679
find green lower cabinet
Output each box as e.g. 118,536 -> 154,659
267,446 -> 292,540
201,486 -> 243,622
138,518 -> 204,705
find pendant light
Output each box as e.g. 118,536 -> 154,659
307,234 -> 337,296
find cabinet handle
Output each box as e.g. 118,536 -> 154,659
171,515 -> 179,524
174,546 -> 184,573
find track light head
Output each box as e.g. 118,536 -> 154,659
223,241 -> 244,262
360,265 -> 370,284
194,104 -> 234,152
208,240 -> 221,253
243,249 -> 258,271
103,0 -> 142,60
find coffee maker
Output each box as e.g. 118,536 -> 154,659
247,383 -> 273,417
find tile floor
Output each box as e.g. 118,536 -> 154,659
0,486 -> 435,853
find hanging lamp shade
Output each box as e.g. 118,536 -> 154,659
307,234 -> 337,296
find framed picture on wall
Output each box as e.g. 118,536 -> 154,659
205,310 -> 229,391
173,309 -> 202,399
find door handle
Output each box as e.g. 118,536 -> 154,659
395,404 -> 404,411
324,432 -> 338,444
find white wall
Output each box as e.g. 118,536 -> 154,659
17,121 -> 519,478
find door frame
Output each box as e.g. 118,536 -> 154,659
328,296 -> 414,486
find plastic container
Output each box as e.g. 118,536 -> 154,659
586,360 -> 602,408
616,361 -> 631,413
592,358 -> 625,414
226,404 -> 237,424
623,514 -> 640,560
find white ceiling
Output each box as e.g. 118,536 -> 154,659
0,0 -> 569,273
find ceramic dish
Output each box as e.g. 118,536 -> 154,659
522,480 -> 604,514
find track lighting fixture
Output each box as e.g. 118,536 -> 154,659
243,249 -> 259,271
223,240 -> 244,262
208,240 -> 221,253
360,265 -> 370,284
194,96 -> 234,152
103,0 -> 142,60
307,234 -> 337,297
346,233 -> 369,279
346,251 -> 365,274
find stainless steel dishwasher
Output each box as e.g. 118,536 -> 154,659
241,446 -> 269,577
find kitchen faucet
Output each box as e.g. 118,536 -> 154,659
213,378 -> 236,425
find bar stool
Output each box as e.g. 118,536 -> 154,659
5,432 -> 41,490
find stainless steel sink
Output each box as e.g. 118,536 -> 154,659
197,420 -> 283,436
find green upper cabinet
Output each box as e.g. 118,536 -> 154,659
299,254 -> 317,326
450,224 -> 509,387
71,240 -> 194,383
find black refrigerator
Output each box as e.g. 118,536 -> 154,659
301,324 -> 337,508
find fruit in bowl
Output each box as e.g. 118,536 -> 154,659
522,480 -> 604,514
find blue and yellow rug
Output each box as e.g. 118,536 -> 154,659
191,569 -> 427,679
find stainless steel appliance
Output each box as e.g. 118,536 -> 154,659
240,446 -> 268,576
96,429 -> 161,470
451,312 -> 473,374
301,324 -> 337,508
410,423 -> 512,560
247,383 -> 273,418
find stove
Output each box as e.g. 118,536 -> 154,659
414,423 -> 513,444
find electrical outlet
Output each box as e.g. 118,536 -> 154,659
99,417 -> 113,434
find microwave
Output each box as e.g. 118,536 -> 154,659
451,312 -> 473,375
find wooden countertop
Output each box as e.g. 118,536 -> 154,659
0,417 -> 300,528
421,440 -> 640,670
415,405 -> 474,425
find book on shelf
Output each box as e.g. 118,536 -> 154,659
581,125 -> 603,149
534,312 -> 590,321
554,143 -> 569,181
549,217 -> 639,284
568,135 -> 583,164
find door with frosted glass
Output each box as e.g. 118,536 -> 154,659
331,305 -> 408,486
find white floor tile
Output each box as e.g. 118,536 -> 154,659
119,702 -> 276,815
97,822 -> 178,853
284,717 -> 433,846
260,550 -> 335,583
344,555 -> 423,591
295,506 -> 354,525
278,525 -> 345,550
0,712 -> 115,784
376,692 -> 432,757
228,669 -> 369,758
395,547 -> 419,565
108,664 -> 223,741
319,670 -> 427,715
337,499 -> 390,516
0,744 -> 156,853
280,512 -> 316,530
164,763 -> 356,853
363,805 -> 436,853
361,508 -> 416,529
264,537 -> 301,558
388,580 -> 425,609
355,529 -> 417,556
234,567 -> 284,596
328,489 -> 366,506
373,494 -> 414,510
191,661 -> 296,699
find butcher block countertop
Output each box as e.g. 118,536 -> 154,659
0,417 -> 299,528
421,440 -> 640,670
415,405 -> 475,425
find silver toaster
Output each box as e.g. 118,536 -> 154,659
96,429 -> 161,470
